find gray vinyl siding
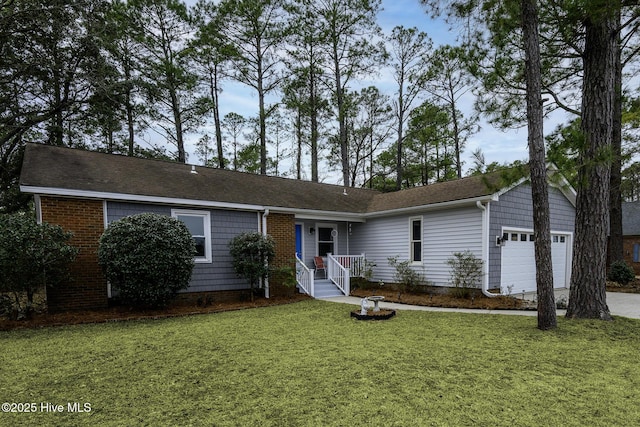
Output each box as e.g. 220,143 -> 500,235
201,210 -> 259,292
350,205 -> 483,287
424,207 -> 483,286
488,184 -> 575,289
350,217 -> 408,282
106,202 -> 170,223
105,201 -> 259,293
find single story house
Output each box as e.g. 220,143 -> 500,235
19,143 -> 576,312
622,201 -> 640,274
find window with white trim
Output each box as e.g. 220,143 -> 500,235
317,225 -> 336,257
172,209 -> 211,263
410,217 -> 423,263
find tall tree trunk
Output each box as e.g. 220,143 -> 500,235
396,82 -> 405,190
170,89 -> 186,163
608,9 -> 623,265
257,62 -> 267,175
338,88 -> 349,187
125,62 -> 135,157
567,5 -> 615,321
126,93 -> 135,157
332,42 -> 349,186
522,0 -> 556,330
210,67 -> 225,169
448,79 -> 463,180
51,65 -> 64,146
258,86 -> 267,175
296,107 -> 302,180
310,66 -> 319,182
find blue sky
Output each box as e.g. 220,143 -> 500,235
177,0 -> 572,181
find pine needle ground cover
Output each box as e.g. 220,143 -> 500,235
1,300 -> 639,426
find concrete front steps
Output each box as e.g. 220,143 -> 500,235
299,278 -> 344,298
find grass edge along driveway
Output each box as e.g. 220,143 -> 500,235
1,299 -> 639,427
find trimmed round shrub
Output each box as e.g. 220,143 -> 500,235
608,260 -> 635,285
98,213 -> 196,308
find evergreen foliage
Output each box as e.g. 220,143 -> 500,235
608,260 -> 635,285
228,232 -> 276,299
98,213 -> 195,308
0,213 -> 78,317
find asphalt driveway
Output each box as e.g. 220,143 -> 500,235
605,292 -> 640,319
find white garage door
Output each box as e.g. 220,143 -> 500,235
500,230 -> 569,294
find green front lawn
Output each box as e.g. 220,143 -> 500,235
1,300 -> 639,426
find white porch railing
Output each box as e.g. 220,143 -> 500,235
327,253 -> 365,296
327,254 -> 349,296
295,254 -> 314,297
296,253 -> 366,297
330,254 -> 367,278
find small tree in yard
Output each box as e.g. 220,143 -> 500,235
228,232 -> 275,301
0,213 -> 78,318
98,213 -> 195,308
447,250 -> 484,298
387,256 -> 425,296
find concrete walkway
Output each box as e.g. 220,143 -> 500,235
320,291 -> 640,319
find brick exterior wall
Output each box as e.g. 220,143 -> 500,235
40,197 -> 108,312
266,213 -> 296,297
37,197 -> 297,310
623,236 -> 640,275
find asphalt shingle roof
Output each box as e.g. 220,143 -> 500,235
20,143 -> 507,215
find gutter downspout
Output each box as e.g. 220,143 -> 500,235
476,201 -> 496,298
262,209 -> 270,298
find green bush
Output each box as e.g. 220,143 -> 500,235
387,256 -> 424,294
228,232 -> 275,301
608,260 -> 635,285
98,213 -> 195,308
0,213 -> 78,318
447,250 -> 484,299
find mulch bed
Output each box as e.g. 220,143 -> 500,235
350,287 -> 534,310
5,280 -> 636,331
0,294 -> 311,331
350,308 -> 396,320
607,280 -> 640,294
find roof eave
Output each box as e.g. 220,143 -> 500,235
21,185 -> 370,222
364,194 -> 499,219
20,185 -> 267,212
272,206 -> 367,222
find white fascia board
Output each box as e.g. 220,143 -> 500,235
493,176 -> 529,199
269,206 -> 367,223
546,167 -> 577,206
21,185 -> 505,221
493,165 -> 577,207
21,185 -> 368,221
20,186 -> 266,212
363,195 -> 498,219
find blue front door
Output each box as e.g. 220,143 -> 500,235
295,224 -> 302,259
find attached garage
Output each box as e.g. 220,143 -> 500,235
500,228 -> 572,293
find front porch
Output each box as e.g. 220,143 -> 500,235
295,254 -> 366,298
